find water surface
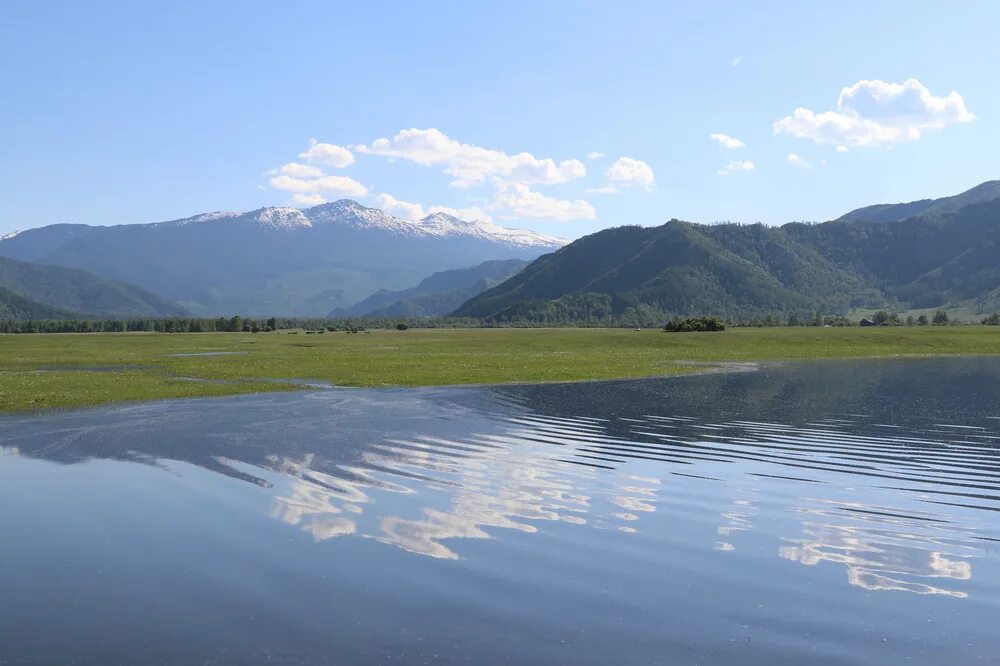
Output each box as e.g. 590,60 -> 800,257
2,358 -> 999,664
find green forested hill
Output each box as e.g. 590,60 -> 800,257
456,185 -> 1000,322
0,256 -> 186,318
0,286 -> 74,320
834,180 -> 1000,224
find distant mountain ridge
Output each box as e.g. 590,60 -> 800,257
332,259 -> 529,318
835,180 -> 1000,224
0,200 -> 566,316
0,256 -> 185,318
456,181 -> 1000,321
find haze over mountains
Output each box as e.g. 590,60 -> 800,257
0,256 -> 184,319
1,181 -> 998,322
332,259 -> 529,318
0,201 -> 564,317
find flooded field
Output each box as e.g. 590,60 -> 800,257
2,359 -> 999,664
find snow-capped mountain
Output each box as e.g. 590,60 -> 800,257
0,200 -> 567,316
142,199 -> 565,248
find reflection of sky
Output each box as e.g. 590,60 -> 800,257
779,500 -> 979,598
5,360 -> 1000,608
260,408 -> 993,604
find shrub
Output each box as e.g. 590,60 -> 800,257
663,317 -> 726,332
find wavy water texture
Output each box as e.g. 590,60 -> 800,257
2,358 -> 1000,664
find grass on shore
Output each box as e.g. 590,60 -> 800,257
1,326 -> 998,413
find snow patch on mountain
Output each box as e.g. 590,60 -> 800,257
412,211 -> 564,248
251,207 -> 312,230
307,200 -> 422,235
30,199 -> 567,247
155,211 -> 241,227
304,200 -> 566,247
0,230 -> 22,241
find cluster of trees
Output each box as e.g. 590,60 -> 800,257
867,310 -> 953,326
982,313 -> 1000,325
663,317 -> 726,332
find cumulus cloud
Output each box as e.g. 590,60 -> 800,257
587,151 -> 605,160
835,145 -> 849,153
270,174 -> 369,198
279,162 -> 324,178
375,193 -> 426,219
606,157 -> 655,189
710,133 -> 745,149
489,182 -> 596,221
372,194 -> 495,223
786,153 -> 811,168
774,78 -> 975,148
291,193 -> 327,206
357,127 -> 586,188
298,140 -> 355,167
586,185 -> 619,194
717,160 -> 755,176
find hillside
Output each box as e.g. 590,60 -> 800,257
456,182 -> 1000,321
332,259 -> 528,318
0,201 -> 565,316
0,256 -> 185,318
835,180 -> 1000,224
0,286 -> 74,320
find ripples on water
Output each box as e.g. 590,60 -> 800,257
1,358 -> 999,664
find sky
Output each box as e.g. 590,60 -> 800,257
2,0 -> 997,239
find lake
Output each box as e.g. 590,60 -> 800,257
2,358 -> 999,664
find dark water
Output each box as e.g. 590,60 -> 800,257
2,359 -> 1000,665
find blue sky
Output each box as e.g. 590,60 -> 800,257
2,0 -> 996,239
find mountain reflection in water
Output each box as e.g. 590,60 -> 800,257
2,358 -> 1000,664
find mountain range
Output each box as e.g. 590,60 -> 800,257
331,259 -> 529,318
0,255 -> 184,319
0,201 -> 564,317
456,181 -> 1000,321
2,182 -> 999,323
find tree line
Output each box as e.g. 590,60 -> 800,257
0,310 -> 996,334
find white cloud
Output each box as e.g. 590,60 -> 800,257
717,160 -> 755,176
489,182 -> 596,221
586,185 -> 620,194
279,162 -> 324,178
372,194 -> 494,223
711,133 -> 745,149
786,153 -> 811,169
269,174 -> 369,197
774,78 -> 975,148
835,145 -> 849,153
291,193 -> 327,206
298,140 -> 355,167
731,56 -> 742,67
606,157 -> 655,189
587,151 -> 605,160
357,127 -> 586,188
375,193 -> 426,220
427,204 -> 492,223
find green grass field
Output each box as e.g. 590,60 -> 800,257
1,326 -> 999,413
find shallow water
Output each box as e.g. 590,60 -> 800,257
167,351 -> 249,357
2,358 -> 999,664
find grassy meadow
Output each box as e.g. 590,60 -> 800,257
1,326 -> 999,413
